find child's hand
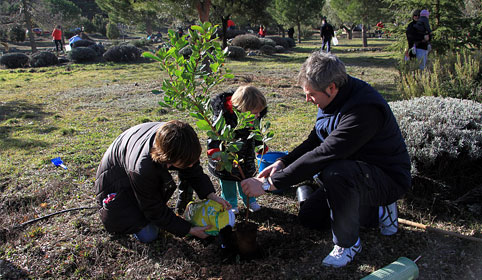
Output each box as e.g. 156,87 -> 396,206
189,226 -> 212,239
207,192 -> 232,210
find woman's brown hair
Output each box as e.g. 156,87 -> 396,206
150,120 -> 201,168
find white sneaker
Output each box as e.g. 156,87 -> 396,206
322,239 -> 362,268
379,202 -> 398,235
248,201 -> 261,212
230,207 -> 239,215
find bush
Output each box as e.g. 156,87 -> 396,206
225,29 -> 245,39
268,36 -> 289,49
275,45 -> 286,53
30,51 -> 58,67
131,38 -> 151,48
259,38 -> 276,47
72,39 -> 96,48
103,44 -> 141,62
87,43 -> 106,56
390,96 -> 482,195
398,50 -> 482,102
68,47 -> 98,62
106,22 -> 120,39
231,34 -> 261,50
260,45 -> 275,55
225,46 -> 245,60
9,25 -> 25,42
286,38 -> 296,48
0,53 -> 29,68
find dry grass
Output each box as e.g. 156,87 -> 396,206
1,36 -> 481,279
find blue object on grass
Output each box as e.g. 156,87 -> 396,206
51,157 -> 68,170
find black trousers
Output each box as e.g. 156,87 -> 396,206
54,40 -> 62,51
298,160 -> 405,248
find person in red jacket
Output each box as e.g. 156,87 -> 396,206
258,25 -> 266,38
52,25 -> 63,52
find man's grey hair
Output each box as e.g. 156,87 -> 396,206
297,52 -> 348,92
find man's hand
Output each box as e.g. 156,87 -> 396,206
207,192 -> 232,210
189,226 -> 212,239
241,177 -> 265,197
258,160 -> 285,178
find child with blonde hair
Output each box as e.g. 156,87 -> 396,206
207,86 -> 268,214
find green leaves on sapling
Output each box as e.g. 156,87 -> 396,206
143,22 -> 273,176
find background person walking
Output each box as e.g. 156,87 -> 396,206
52,25 -> 63,53
320,18 -> 335,53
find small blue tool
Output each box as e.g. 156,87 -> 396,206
51,157 -> 68,170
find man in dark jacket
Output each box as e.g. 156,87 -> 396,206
320,18 -> 335,53
241,52 -> 411,268
95,120 -> 230,243
406,9 -> 421,60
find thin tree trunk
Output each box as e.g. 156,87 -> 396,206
196,0 -> 211,23
22,0 -> 37,53
362,24 -> 368,47
221,16 -> 228,49
297,21 -> 301,43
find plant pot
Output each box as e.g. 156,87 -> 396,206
234,221 -> 259,258
296,184 -> 314,206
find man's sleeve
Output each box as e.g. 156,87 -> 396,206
279,127 -> 321,166
271,105 -> 384,189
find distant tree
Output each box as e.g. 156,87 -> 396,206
269,0 -> 325,43
331,0 -> 387,47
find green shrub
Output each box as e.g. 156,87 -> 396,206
258,38 -> 276,47
398,50 -> 482,102
0,53 -> 29,68
268,36 -> 289,49
285,38 -> 296,48
131,38 -> 151,48
106,22 -> 120,39
30,51 -> 58,67
275,45 -> 285,53
390,96 -> 482,196
260,45 -> 275,55
9,25 -> 25,42
231,34 -> 261,49
72,39 -> 95,48
87,44 -> 105,56
103,44 -> 141,62
68,47 -> 98,62
225,45 -> 245,60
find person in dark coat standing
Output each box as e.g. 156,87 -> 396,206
241,52 -> 411,268
287,27 -> 295,40
95,120 -> 230,243
320,18 -> 335,53
405,9 -> 421,60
